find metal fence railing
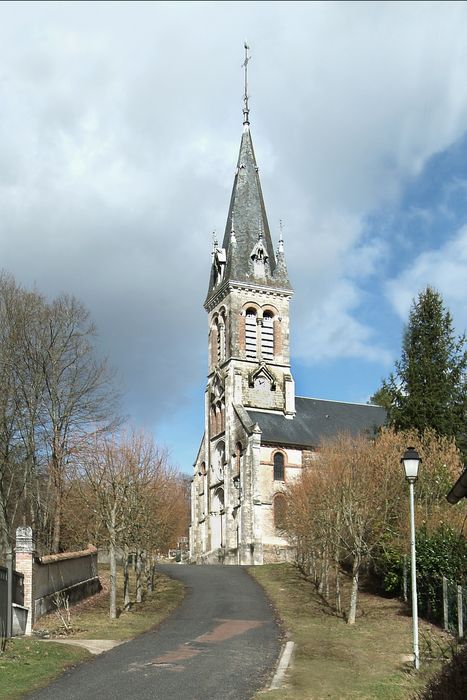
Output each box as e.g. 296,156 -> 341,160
13,570 -> 24,607
0,566 -> 8,638
0,560 -> 25,639
442,576 -> 467,638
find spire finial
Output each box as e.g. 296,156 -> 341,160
278,219 -> 284,253
242,41 -> 251,127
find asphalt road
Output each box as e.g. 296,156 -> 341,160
29,564 -> 281,700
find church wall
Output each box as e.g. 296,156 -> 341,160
255,444 -> 303,547
302,448 -> 318,467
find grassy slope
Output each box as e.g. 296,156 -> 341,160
0,639 -> 89,700
34,567 -> 185,641
250,564 -> 451,700
0,566 -> 185,699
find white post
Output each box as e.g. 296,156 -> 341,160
457,585 -> 463,639
409,481 -> 419,670
443,576 -> 449,632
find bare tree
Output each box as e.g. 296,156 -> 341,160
285,428 -> 464,625
77,430 -> 180,618
0,275 -> 46,556
37,294 -> 119,552
0,273 -> 119,559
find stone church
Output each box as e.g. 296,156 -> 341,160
189,90 -> 385,566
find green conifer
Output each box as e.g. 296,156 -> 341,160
375,287 -> 467,454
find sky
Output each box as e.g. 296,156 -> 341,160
2,1 -> 467,472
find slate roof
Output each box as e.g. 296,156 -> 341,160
246,396 -> 386,448
206,126 -> 292,303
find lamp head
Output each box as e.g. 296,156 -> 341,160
401,446 -> 421,482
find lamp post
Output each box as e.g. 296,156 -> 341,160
401,446 -> 421,670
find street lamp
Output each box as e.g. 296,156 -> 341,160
401,446 -> 421,670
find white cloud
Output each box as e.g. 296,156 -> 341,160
386,224 -> 467,331
1,2 -> 467,464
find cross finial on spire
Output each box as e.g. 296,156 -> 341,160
242,41 -> 251,127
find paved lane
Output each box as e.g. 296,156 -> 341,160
29,564 -> 281,700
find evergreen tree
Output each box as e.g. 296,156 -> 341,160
375,287 -> 467,453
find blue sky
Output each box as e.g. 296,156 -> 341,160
2,1 -> 467,472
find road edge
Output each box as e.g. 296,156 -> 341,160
269,640 -> 295,690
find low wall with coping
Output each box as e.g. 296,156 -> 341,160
34,546 -> 101,619
14,527 -> 101,634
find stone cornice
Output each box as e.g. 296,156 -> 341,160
204,281 -> 293,312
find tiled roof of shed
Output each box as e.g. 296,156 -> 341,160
247,396 -> 386,448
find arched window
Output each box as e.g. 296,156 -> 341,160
213,441 -> 225,482
213,487 -> 225,547
273,452 -> 285,481
261,312 -> 274,360
219,310 -> 226,361
210,405 -> 217,435
217,400 -> 224,433
245,308 -> 257,359
214,487 -> 225,511
274,493 -> 287,530
213,318 -> 222,364
210,322 -> 218,367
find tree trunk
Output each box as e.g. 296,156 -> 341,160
146,552 -> 153,593
151,553 -> 156,591
135,548 -> 142,603
123,546 -> 131,611
109,512 -> 117,620
402,554 -> 408,602
51,441 -> 62,553
335,558 -> 341,614
334,512 -> 342,614
52,495 -> 61,553
347,557 -> 360,625
0,501 -> 10,562
324,544 -> 329,600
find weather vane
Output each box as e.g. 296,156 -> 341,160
242,41 -> 251,126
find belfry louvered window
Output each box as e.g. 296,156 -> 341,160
245,309 -> 257,358
216,320 -> 221,362
219,312 -> 226,362
261,312 -> 274,360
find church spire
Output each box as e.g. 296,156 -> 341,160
205,46 -> 292,304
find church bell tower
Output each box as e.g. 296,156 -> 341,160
191,45 -> 295,564
205,45 -> 295,421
